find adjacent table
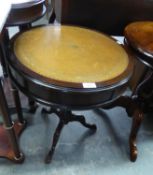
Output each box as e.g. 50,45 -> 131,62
0,0 -> 25,163
124,21 -> 153,112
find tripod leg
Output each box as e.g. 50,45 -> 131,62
45,121 -> 64,163
71,114 -> 97,130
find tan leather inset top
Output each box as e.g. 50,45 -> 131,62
124,21 -> 153,56
14,25 -> 129,83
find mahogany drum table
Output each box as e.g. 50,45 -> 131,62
8,25 -> 142,163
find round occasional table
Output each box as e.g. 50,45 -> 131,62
8,25 -> 142,163
124,21 -> 153,112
